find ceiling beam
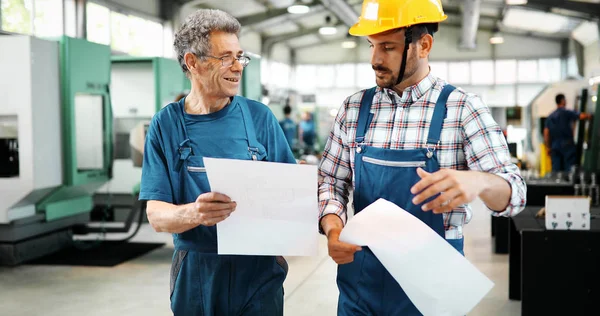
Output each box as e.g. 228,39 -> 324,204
290,23 -> 565,51
238,1 -> 322,27
262,22 -> 344,56
523,0 -> 600,19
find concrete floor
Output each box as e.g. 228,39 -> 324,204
0,199 -> 520,315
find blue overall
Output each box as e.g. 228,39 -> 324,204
337,85 -> 462,316
145,98 -> 289,315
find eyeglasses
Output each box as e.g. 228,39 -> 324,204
203,55 -> 251,68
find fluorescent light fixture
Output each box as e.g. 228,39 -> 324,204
287,5 -> 310,14
589,76 -> 600,86
319,26 -> 337,35
341,40 -> 357,48
506,0 -> 527,4
503,8 -> 571,34
490,34 -> 504,44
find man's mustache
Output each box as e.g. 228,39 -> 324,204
372,65 -> 391,72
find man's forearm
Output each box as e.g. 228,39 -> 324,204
478,172 -> 512,212
147,200 -> 198,233
320,213 -> 344,236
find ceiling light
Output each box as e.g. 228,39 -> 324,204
319,26 -> 337,35
505,0 -> 527,4
490,35 -> 504,44
490,29 -> 504,44
592,96 -> 598,103
287,5 -> 310,14
341,40 -> 356,48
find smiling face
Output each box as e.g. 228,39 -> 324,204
186,31 -> 244,99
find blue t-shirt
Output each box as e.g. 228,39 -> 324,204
279,117 -> 297,148
545,107 -> 579,150
300,120 -> 316,146
140,96 -> 296,205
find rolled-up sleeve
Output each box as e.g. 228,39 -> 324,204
318,99 -> 353,230
460,94 -> 527,217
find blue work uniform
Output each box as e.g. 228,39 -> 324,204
279,117 -> 297,149
545,107 -> 580,172
337,85 -> 464,316
139,96 -> 296,315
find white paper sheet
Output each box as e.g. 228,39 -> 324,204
339,199 -> 494,316
204,158 -> 318,256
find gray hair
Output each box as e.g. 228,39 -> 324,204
174,9 -> 241,74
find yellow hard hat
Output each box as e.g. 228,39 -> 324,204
349,0 -> 447,36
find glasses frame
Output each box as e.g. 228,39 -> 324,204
203,54 -> 251,68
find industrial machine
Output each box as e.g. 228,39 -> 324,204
93,56 -> 187,222
0,35 -> 113,265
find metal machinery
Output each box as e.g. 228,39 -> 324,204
0,36 -> 113,265
93,56 -> 187,222
524,80 -> 600,206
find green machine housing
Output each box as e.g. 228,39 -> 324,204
38,36 -> 114,221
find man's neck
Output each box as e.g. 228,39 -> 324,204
392,66 -> 429,95
185,87 -> 230,115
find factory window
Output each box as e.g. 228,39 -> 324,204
517,60 -> 539,83
110,11 -> 129,53
317,65 -> 335,88
336,64 -> 355,88
127,15 -> 163,57
538,58 -> 561,83
269,61 -> 291,88
1,0 -> 62,36
32,0 -> 62,37
110,12 -> 163,56
1,0 -> 33,34
495,60 -> 517,84
86,1 -> 164,57
356,63 -> 374,88
429,62 -> 448,80
448,62 -> 470,85
295,65 -> 317,91
86,2 -> 110,45
470,60 -> 494,85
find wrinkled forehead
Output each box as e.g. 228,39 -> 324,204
209,31 -> 243,55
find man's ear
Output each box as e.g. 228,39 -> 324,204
184,52 -> 199,75
418,34 -> 433,58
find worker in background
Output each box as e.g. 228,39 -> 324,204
299,111 -> 316,154
544,93 -> 592,172
279,101 -> 297,151
139,9 -> 295,316
317,0 -> 527,314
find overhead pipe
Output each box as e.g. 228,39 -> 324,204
459,0 -> 481,50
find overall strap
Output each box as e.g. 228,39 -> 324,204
355,87 -> 377,144
427,84 -> 456,146
237,97 -> 264,160
175,99 -> 192,171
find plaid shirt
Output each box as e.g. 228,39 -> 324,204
318,73 -> 527,239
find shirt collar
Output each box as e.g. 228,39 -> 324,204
378,72 -> 437,104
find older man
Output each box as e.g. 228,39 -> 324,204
139,9 -> 295,315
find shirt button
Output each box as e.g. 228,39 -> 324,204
357,147 -> 362,153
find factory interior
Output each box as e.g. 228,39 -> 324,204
1,0 -> 600,315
